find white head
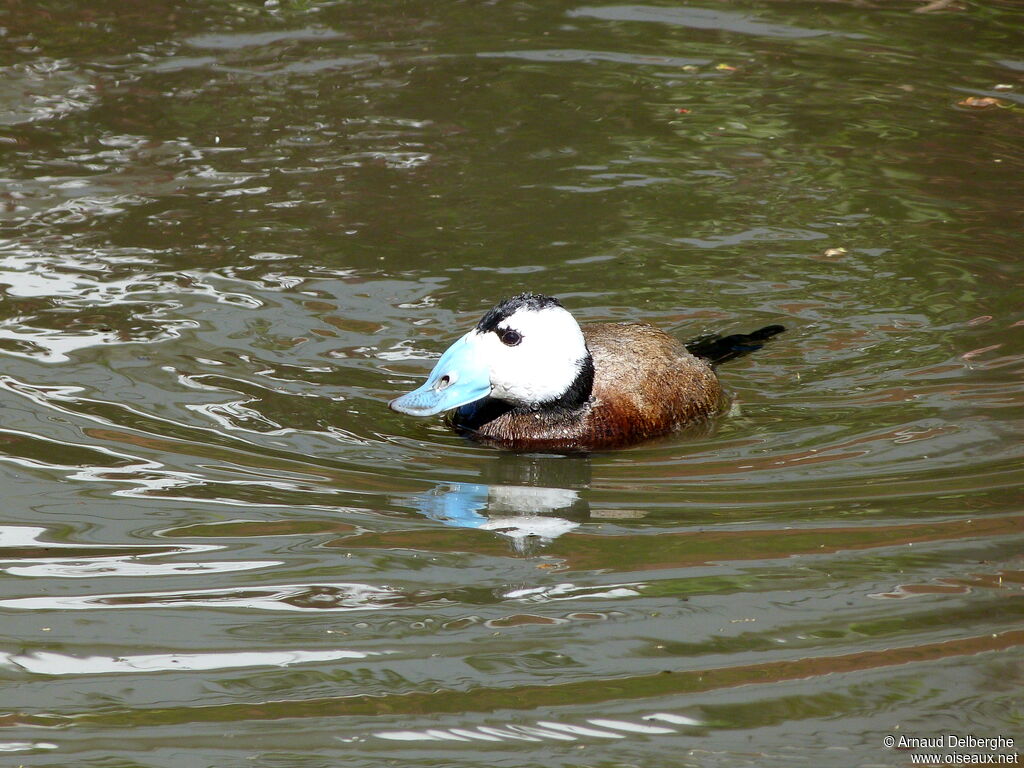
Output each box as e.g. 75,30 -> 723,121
390,294 -> 593,416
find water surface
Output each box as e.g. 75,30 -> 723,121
1,1 -> 1022,766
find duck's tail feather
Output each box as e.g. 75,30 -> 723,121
686,324 -> 786,366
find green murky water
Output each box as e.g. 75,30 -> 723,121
1,1 -> 1022,766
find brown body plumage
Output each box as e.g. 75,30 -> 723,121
451,322 -> 726,451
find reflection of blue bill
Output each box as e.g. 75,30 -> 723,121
413,483 -> 490,529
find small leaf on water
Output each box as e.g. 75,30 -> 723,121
957,96 -> 1006,109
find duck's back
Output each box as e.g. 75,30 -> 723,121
452,322 -> 725,450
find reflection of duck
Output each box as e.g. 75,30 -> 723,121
390,293 -> 783,450
414,483 -> 582,549
408,457 -> 591,549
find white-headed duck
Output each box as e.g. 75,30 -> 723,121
390,293 -> 783,450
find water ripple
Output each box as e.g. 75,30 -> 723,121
0,582 -> 405,612
2,648 -> 391,676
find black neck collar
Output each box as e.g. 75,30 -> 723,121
532,352 -> 594,413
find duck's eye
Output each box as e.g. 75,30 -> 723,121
499,328 -> 522,347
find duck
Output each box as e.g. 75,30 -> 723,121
389,293 -> 783,451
